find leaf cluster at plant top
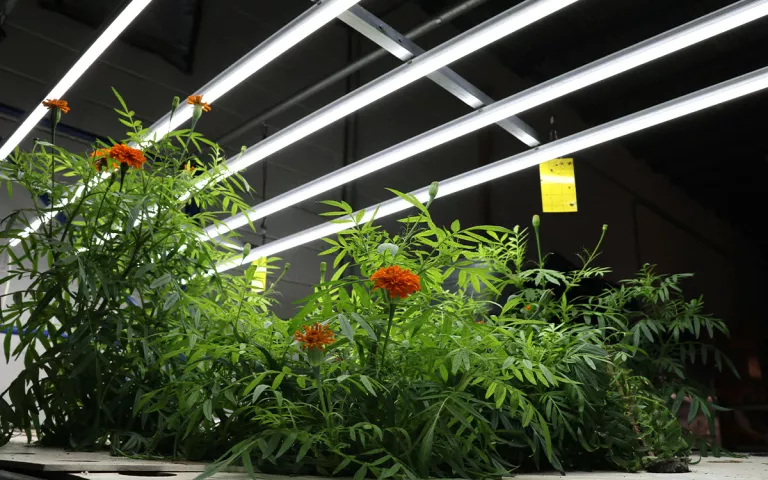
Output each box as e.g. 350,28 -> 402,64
0,92 -> 735,479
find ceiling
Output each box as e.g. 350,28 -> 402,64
415,0 -> 768,251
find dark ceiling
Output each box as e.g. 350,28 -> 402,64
416,0 -> 768,251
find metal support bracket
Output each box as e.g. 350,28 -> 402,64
339,4 -> 540,147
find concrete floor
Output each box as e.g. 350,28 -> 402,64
514,456 -> 768,480
1,440 -> 766,479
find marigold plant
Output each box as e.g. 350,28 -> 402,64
0,93 -> 734,480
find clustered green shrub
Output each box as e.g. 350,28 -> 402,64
0,94 -> 733,479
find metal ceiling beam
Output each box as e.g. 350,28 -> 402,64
338,4 -> 541,147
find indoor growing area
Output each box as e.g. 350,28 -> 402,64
0,0 -> 767,479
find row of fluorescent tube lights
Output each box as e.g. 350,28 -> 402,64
3,0 -> 767,270
8,0 -> 581,245
216,66 -> 768,273
202,0 -> 768,242
4,0 -> 365,244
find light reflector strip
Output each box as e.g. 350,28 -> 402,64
202,0 -> 768,240
215,65 -> 768,273
0,0 -> 155,160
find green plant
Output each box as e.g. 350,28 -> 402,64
0,95 -> 733,479
597,266 -> 736,456
0,90 -> 257,449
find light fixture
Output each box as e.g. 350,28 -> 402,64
0,0 -> 155,160
8,0 -> 363,243
197,0 -> 582,188
37,0 -> 580,240
143,0 -> 363,140
202,0 -> 768,240
215,64 -> 768,273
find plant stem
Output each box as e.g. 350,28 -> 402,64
48,116 -> 57,237
380,298 -> 396,368
315,366 -> 330,428
534,225 -> 543,267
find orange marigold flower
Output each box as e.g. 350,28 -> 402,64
90,144 -> 146,170
42,99 -> 70,114
110,144 -> 147,169
371,265 -> 421,299
525,304 -> 532,311
183,162 -> 196,173
294,322 -> 335,351
187,95 -> 211,113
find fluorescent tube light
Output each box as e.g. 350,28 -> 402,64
214,64 -> 768,273
203,0 -> 768,240
7,0 -> 362,244
0,0 -> 155,160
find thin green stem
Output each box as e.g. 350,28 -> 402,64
48,116 -> 57,237
380,298 -> 396,368
583,226 -> 608,270
534,226 -> 543,267
315,366 -> 330,429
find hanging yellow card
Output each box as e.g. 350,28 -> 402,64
540,158 -> 577,212
251,257 -> 268,293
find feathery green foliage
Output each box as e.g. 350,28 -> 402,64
0,95 -> 732,479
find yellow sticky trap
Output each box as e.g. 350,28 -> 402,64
540,158 -> 577,212
251,257 -> 268,293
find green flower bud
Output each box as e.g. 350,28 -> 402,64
428,181 -> 439,200
306,347 -> 325,367
602,224 -> 608,232
532,214 -> 541,229
172,96 -> 180,111
192,103 -> 203,121
242,243 -> 251,258
376,242 -> 399,257
51,108 -> 61,128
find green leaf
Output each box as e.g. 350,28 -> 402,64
296,438 -> 313,462
163,291 -> 180,311
522,359 -> 533,370
150,273 -> 172,289
261,433 -> 281,459
338,314 -> 355,342
332,457 -> 353,475
251,384 -> 269,403
539,363 -> 556,385
272,373 -> 285,390
438,364 -> 449,382
360,375 -> 377,397
380,463 -> 401,479
522,405 -> 535,427
275,432 -> 297,459
523,369 -> 537,385
353,465 -> 368,480
485,382 -> 497,399
203,399 -> 213,421
351,312 -> 377,340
